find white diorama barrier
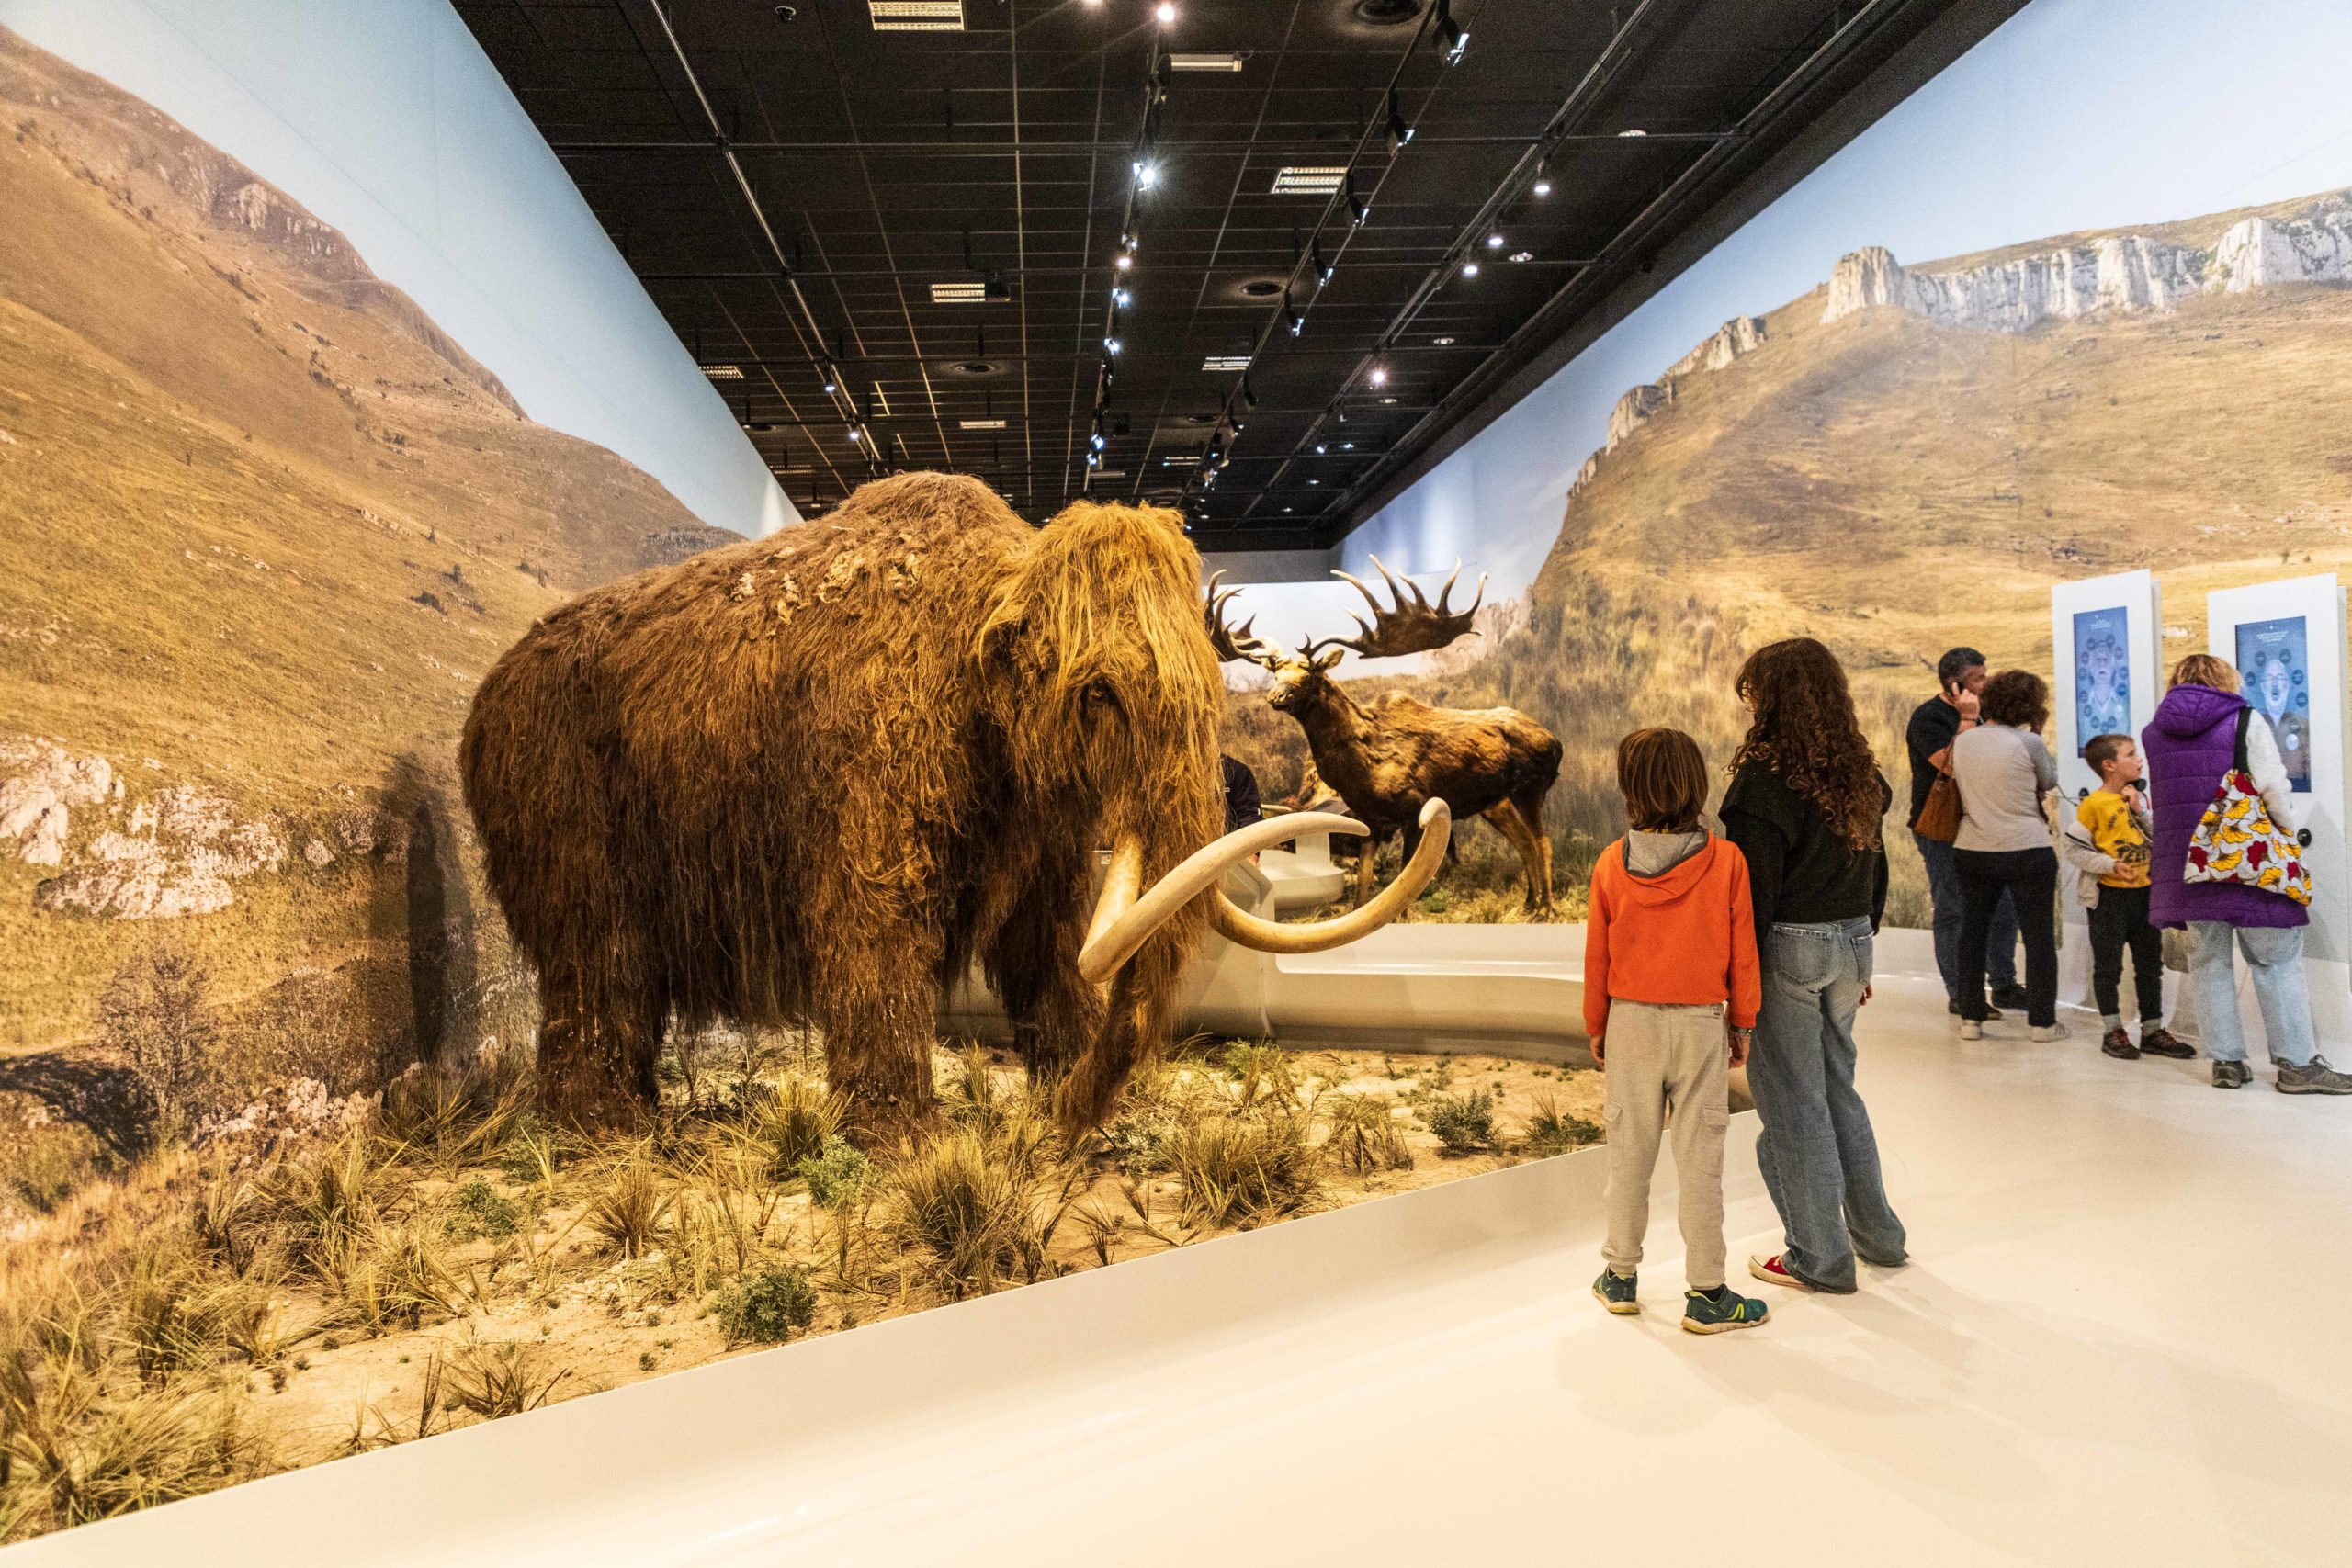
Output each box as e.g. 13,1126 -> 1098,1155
2190,574 -> 2352,1057
2049,571 -> 2165,1012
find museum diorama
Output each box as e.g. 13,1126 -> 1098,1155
4,0 -> 2351,1556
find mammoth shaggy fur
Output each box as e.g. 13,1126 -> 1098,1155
460,473 -> 1226,1135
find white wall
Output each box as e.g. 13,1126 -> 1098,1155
0,0 -> 794,538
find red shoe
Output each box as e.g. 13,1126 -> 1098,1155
1747,1254 -> 1814,1291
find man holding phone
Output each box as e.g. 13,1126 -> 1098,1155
1907,647 -> 2025,1017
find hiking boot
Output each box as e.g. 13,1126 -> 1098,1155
2213,1059 -> 2252,1089
2138,1028 -> 2195,1060
1592,1268 -> 1639,1314
2277,1059 -> 2352,1095
2031,1021 -> 2071,1043
1747,1254 -> 1812,1291
1949,998 -> 2003,1021
2101,1027 -> 2141,1060
1990,984 -> 2031,1010
1682,1285 -> 1769,1335
1958,1020 -> 1984,1041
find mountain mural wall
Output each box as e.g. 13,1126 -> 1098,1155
1221,185 -> 2352,923
0,29 -> 730,1107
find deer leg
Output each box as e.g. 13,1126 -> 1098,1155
1508,788 -> 1556,915
1352,831 -> 1382,909
1479,802 -> 1542,915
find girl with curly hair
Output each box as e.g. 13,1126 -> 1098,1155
1718,637 -> 1907,1294
1950,669 -> 2062,1041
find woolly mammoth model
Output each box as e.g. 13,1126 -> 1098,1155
1211,559 -> 1562,914
461,474 -> 1448,1135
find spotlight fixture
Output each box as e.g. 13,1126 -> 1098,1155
1432,0 -> 1468,63
1114,251 -> 1132,271
820,364 -> 840,393
1341,441 -> 1355,449
847,426 -> 862,443
1284,292 -> 1304,337
1431,336 -> 1455,345
1367,367 -> 1387,387
1133,159 -> 1159,190
1314,443 -> 1327,454
1310,238 -> 1334,288
1112,286 -> 1132,306
1384,89 -> 1414,156
1618,128 -> 1648,138
1532,158 -> 1552,197
1344,170 -> 1370,228
1461,260 -> 1480,276
1154,1 -> 1174,20
1486,232 -> 1505,250
1103,336 -> 1122,355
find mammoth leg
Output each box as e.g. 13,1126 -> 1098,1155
815,926 -> 943,1143
986,868 -> 1102,1085
535,942 -> 666,1132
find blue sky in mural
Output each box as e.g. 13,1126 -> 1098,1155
1341,0 -> 2352,605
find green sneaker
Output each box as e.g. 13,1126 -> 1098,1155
1682,1284 -> 1769,1335
1592,1268 -> 1639,1315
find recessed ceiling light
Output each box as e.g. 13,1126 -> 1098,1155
701,364 -> 744,379
1170,51 -> 1243,71
958,417 -> 1007,430
869,0 -> 963,30
1380,395 -> 1397,403
1307,479 -> 1319,485
1431,336 -> 1455,345
1341,441 -> 1355,449
1272,165 -> 1349,196
1618,128 -> 1647,137
1203,354 -> 1252,371
1461,261 -> 1479,276
1509,251 -> 1532,263
1486,232 -> 1505,249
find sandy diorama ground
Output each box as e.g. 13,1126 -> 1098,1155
0,1034 -> 1605,1541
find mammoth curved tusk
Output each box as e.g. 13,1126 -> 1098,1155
1076,812 -> 1369,987
1084,834 -> 1145,956
1209,797 -> 1451,954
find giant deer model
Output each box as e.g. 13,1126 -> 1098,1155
1212,560 -> 1562,915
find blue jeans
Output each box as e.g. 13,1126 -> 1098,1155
1747,918 -> 1907,1292
2188,922 -> 2316,1066
1915,831 -> 2017,998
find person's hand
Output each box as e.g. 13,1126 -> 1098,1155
1590,1033 -> 1605,1065
1859,985 -> 1874,1007
1726,1026 -> 1750,1067
1957,689 -> 1981,722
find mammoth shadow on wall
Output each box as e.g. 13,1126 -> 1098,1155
386,751 -> 480,1069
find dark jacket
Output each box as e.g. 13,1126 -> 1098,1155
2142,682 -> 2305,931
1220,755 -> 1262,836
1719,762 -> 1892,935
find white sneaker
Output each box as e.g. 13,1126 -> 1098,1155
1958,1020 -> 1983,1041
2031,1021 -> 2070,1043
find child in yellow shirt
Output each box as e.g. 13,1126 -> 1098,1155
2077,735 -> 2190,1061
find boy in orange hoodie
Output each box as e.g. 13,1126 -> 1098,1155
1586,728 -> 1770,1334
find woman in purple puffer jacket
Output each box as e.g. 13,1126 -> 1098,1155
2142,654 -> 2349,1093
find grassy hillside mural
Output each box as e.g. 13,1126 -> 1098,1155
1222,186 -> 2352,925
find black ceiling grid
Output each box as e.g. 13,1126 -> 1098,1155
458,0 -> 1995,550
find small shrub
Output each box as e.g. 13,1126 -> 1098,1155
1423,1088 -> 1497,1156
638,1351 -> 656,1372
497,1118 -> 584,1185
715,1264 -> 818,1344
2,1118 -> 105,1213
794,1135 -> 870,1210
583,1155 -> 673,1259
1219,1041 -> 1295,1108
445,1337 -> 569,1417
1320,1094 -> 1413,1176
97,942 -> 217,1131
747,1077 -> 844,1178
1168,1110 -> 1320,1228
879,1130 -> 1061,1299
444,1178 -> 520,1241
1522,1090 -> 1604,1158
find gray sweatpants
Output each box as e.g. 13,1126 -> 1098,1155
1600,999 -> 1731,1291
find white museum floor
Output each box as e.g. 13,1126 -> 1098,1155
25,968 -> 2352,1567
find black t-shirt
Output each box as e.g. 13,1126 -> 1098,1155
1220,755 -> 1262,836
1905,695 -> 1962,825
1719,763 -> 1893,935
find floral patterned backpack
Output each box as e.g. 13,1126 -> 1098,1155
2186,710 -> 2312,906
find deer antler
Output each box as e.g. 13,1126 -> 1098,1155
1311,555 -> 1487,660
1204,571 -> 1282,669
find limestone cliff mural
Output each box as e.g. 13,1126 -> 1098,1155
1222,186 -> 2352,926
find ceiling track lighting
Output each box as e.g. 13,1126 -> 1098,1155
1384,89 -> 1414,157
1284,291 -> 1305,338
1432,0 -> 1468,64
1345,169 -> 1370,229
1532,157 -> 1553,198
1310,238 -> 1334,288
